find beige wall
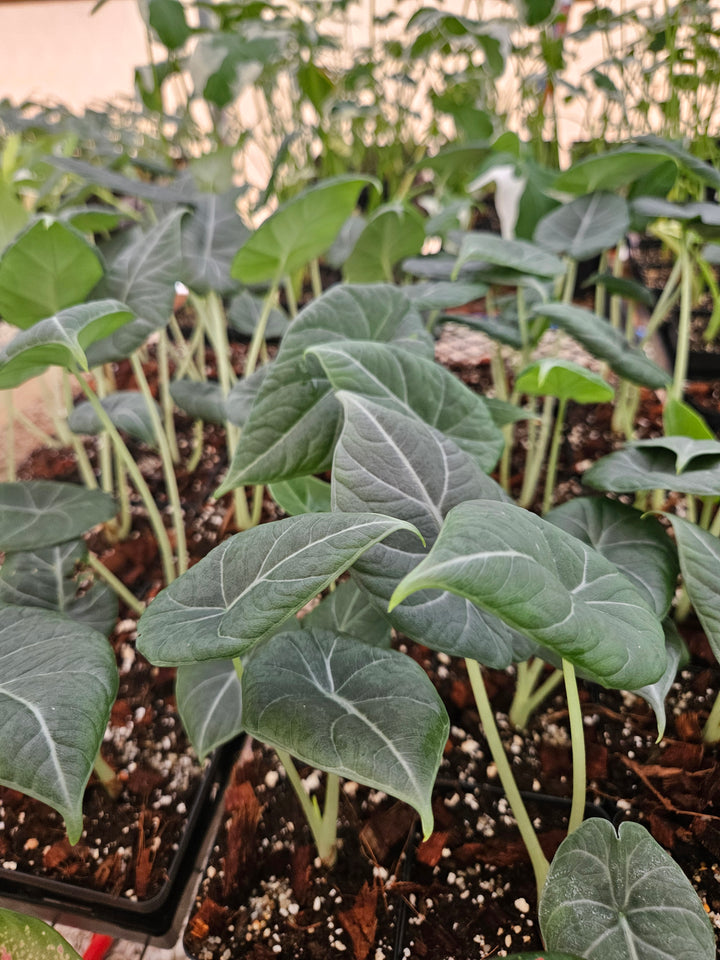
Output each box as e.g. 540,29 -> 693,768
1,0 -> 147,109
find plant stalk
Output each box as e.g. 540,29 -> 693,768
86,552 -> 145,616
275,748 -> 338,868
562,659 -> 586,834
541,396 -> 567,515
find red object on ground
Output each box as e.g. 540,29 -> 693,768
83,934 -> 114,960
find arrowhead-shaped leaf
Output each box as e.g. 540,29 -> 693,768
532,303 -> 670,389
68,390 -> 160,446
635,436 -> 720,473
217,284 -> 433,492
332,393 -> 520,667
0,481 -> 116,551
87,210 -> 184,364
546,498 -> 678,618
0,909 -> 82,959
585,446 -> 720,496
0,218 -> 104,328
343,204 -> 426,283
390,500 -> 666,689
0,540 -> 118,636
242,628 -> 449,837
136,512 -> 420,665
232,175 -> 378,284
0,299 -> 134,388
182,189 -> 250,295
0,606 -> 118,843
303,578 -> 391,647
534,193 -> 629,260
453,231 -> 565,280
539,819 -> 716,960
554,147 -> 675,194
662,514 -> 720,662
176,659 -> 243,760
515,357 -> 614,403
308,340 -> 504,472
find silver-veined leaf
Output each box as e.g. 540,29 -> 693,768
534,193 -> 629,261
0,481 -> 116,551
68,390 -> 160,446
663,514 -> 720,662
584,446 -> 720,496
182,189 -> 250,296
303,578 -> 391,647
453,231 -> 565,280
176,660 -> 243,760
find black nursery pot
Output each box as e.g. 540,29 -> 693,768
0,746 -> 233,945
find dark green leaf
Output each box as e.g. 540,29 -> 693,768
302,578 -> 391,647
585,446 -> 720,496
182,189 -> 250,296
0,481 -> 115,551
176,660 -> 242,759
269,476 -> 333,516
343,205 -> 426,283
534,193 -> 629,261
69,390 -> 160,446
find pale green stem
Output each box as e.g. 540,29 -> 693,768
509,658 -> 564,731
86,552 -> 145,616
490,344 -> 508,402
275,748 -> 338,868
174,320 -> 206,381
93,753 -> 121,800
685,495 -> 698,526
4,391 -> 16,481
562,259 -> 578,306
75,373 -> 176,585
465,658 -> 549,894
113,445 -> 132,540
60,371 -> 98,490
284,276 -> 298,318
702,691 -> 720,743
130,354 -> 189,575
671,243 -> 693,403
519,394 -> 554,509
245,277 -> 281,379
639,256 -> 682,346
250,484 -> 265,527
594,250 -> 609,318
158,328 -> 180,464
187,420 -> 205,474
699,497 -> 714,531
709,504 -> 720,539
203,292 -> 237,395
94,366 -> 115,496
542,396 -> 567,515
310,259 -> 323,300
563,659 -> 586,835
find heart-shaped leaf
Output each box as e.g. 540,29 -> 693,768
170,379 -> 227,424
0,540 -> 118,636
343,204 -> 426,283
0,606 -> 118,843
390,500 -> 666,689
232,176 -> 378,284
302,578 -> 391,647
532,303 -> 670,389
176,659 -> 243,760
227,289 -> 289,339
332,392 -> 521,667
68,390 -> 160,446
182,189 -> 250,296
0,217 -> 104,328
0,481 -> 116,551
663,397 -> 716,441
217,284 -> 433,492
59,205 -> 126,234
269,476 -> 333,516
539,819 -> 716,959
662,514 -> 720,662
242,628 -> 449,837
0,299 -> 134,389
136,512 -> 420,665
635,135 -> 720,190
546,498 -> 679,618
584,446 -> 720,496
516,357 -> 614,403
308,340 -> 504,472
554,147 -> 676,194
87,210 -> 184,364
0,909 -> 82,959
534,193 -> 629,261
453,231 -> 565,280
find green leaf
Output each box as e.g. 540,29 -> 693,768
634,618 -> 685,741
88,210 -> 185,364
182,189 -> 250,296
0,540 -> 118,636
136,513 -> 420,665
0,909 -> 82,959
0,481 -> 116,551
515,357 -> 614,403
0,181 -> 29,253
403,280 -> 488,311
663,514 -> 720,663
343,204 -> 426,283
390,500 -> 666,689
269,476 -> 333,516
453,231 -> 565,280
663,397 -> 716,441
635,135 -> 720,190
68,390 -> 160,446
0,606 -> 118,843
635,436 -> 720,473
515,0 -> 557,26
227,289 -> 289,339
504,953 -> 584,960
58,205 -> 126,235
225,366 -> 270,428
170,379 -> 226,424
332,393 -> 521,667
554,147 -> 676,194
534,193 -> 629,261
0,218 -> 104,328
546,498 -> 679,618
49,155 -> 194,204
585,446 -> 720,496
302,578 -> 391,647
308,340 -> 504,472
176,659 -> 242,760
149,0 -> 191,49
217,284 -> 432,492
539,819 -> 716,960
242,628 -> 448,838
533,303 -> 670,389
232,176 -> 378,284
0,299 -> 134,388
631,197 -> 720,232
